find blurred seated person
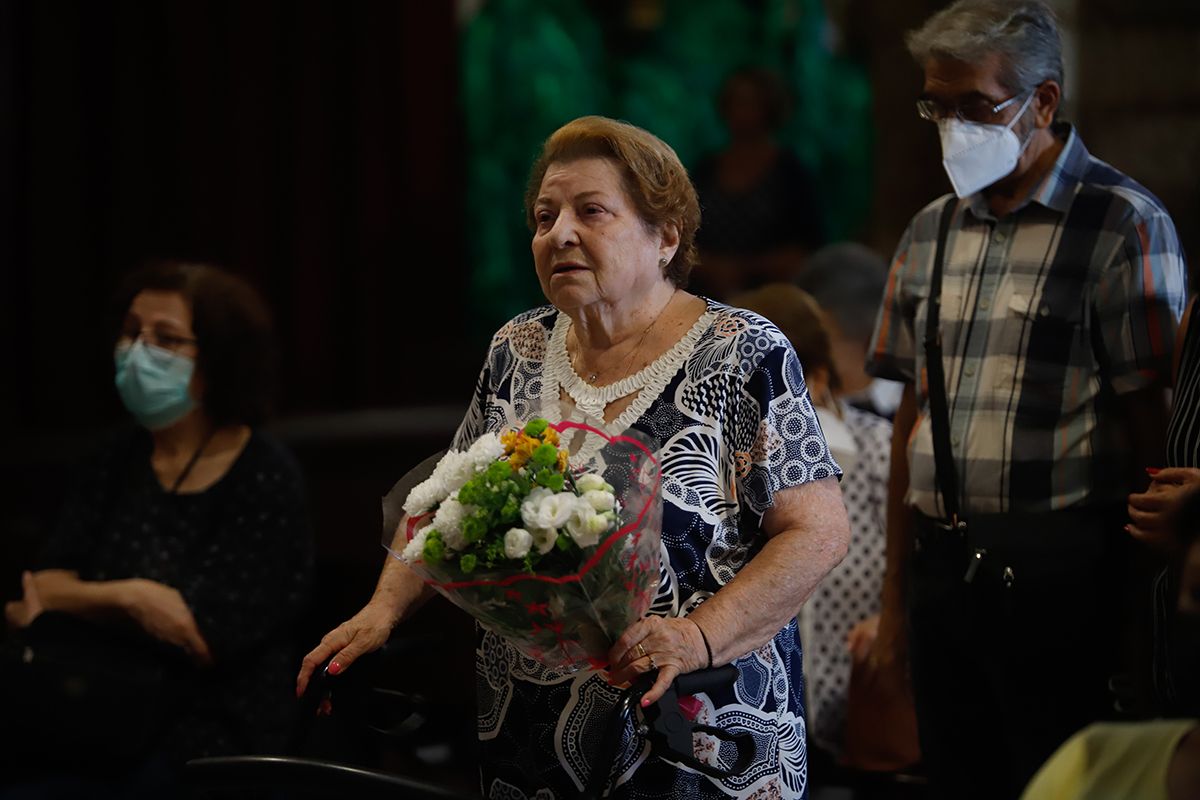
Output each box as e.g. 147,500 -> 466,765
692,66 -> 825,300
798,242 -> 904,419
732,284 -> 896,766
2,261 -> 314,796
1021,490 -> 1200,800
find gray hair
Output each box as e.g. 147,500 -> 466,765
797,243 -> 889,345
906,0 -> 1064,95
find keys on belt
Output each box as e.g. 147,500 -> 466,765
920,515 -> 1017,588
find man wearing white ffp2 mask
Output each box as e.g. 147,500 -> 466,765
936,90 -> 1035,198
865,2 -> 1188,800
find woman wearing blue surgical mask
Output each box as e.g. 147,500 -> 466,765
2,261 -> 314,797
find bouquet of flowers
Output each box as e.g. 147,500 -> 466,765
382,418 -> 662,672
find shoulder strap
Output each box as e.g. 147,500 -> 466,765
922,197 -> 962,525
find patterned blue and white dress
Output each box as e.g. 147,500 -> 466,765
450,298 -> 840,799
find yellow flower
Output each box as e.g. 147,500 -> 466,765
541,427 -> 560,446
556,449 -> 569,472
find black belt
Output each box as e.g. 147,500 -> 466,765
913,506 -> 1124,586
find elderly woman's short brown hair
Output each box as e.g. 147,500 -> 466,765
524,116 -> 701,288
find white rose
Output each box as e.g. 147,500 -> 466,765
565,501 -> 612,548
467,433 -> 505,469
401,528 -> 428,564
530,526 -> 558,555
520,487 -> 553,528
522,488 -> 576,530
545,492 -> 581,530
575,472 -> 611,493
582,489 -> 616,512
504,527 -> 533,559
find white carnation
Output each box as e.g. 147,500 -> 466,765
575,472 -> 611,493
402,474 -> 448,516
531,526 -> 558,555
432,497 -> 472,551
504,528 -> 533,559
434,451 -> 479,495
467,433 -> 505,468
401,527 -> 429,564
582,489 -> 616,512
565,501 -> 612,548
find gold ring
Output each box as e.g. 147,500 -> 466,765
635,642 -> 647,659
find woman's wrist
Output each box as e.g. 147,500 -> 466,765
110,578 -> 144,616
688,616 -> 714,669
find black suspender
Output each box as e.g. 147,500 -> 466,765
922,197 -> 964,528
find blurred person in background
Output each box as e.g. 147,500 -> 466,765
865,1 -> 1187,798
2,261 -> 314,798
798,242 -> 904,419
1021,490 -> 1200,800
733,284 -> 899,779
692,66 -> 825,300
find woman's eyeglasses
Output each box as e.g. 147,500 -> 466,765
119,327 -> 199,353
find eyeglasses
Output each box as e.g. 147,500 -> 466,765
916,92 -> 1027,124
119,326 -> 199,353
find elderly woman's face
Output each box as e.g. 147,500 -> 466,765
532,157 -> 670,312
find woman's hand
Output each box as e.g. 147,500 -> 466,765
1127,467 -> 1200,552
607,615 -> 708,706
296,599 -> 400,698
119,578 -> 212,665
4,571 -> 45,630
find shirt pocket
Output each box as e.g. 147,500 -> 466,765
1004,286 -> 1088,418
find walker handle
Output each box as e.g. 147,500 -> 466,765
674,664 -> 738,697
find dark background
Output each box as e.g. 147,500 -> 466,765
0,1 -> 480,733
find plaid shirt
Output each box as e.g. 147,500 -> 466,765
869,125 -> 1187,516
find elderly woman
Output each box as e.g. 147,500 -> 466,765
298,116 -> 849,798
3,262 -> 313,794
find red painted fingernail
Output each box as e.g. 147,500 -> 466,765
641,698 -> 650,708
1146,467 -> 1161,475
1124,524 -> 1131,532
327,661 -> 341,675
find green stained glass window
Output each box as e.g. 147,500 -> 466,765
460,0 -> 872,339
